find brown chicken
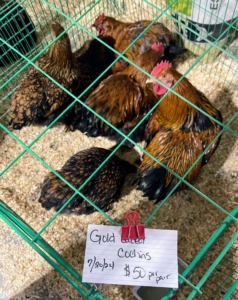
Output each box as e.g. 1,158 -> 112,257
10,21 -> 81,129
136,60 -> 223,202
63,35 -> 116,130
73,42 -> 164,145
38,147 -> 137,215
93,14 -> 187,73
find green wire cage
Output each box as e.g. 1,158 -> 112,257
0,0 -> 237,299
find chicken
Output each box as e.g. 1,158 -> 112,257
93,14 -> 187,73
63,35 -> 115,130
73,42 -> 164,145
136,60 -> 223,203
0,1 -> 37,66
10,21 -> 80,129
38,147 -> 137,215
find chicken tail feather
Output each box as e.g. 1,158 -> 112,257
136,166 -> 177,203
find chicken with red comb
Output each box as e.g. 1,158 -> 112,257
135,60 -> 223,203
150,60 -> 173,95
92,14 -> 187,73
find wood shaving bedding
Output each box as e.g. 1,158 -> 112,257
0,1 -> 237,299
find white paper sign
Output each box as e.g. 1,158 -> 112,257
82,225 -> 178,288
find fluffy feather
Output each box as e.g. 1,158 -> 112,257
10,22 -> 80,129
38,147 -> 137,215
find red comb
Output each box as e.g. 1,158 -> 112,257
94,13 -> 105,25
151,60 -> 172,77
151,42 -> 164,54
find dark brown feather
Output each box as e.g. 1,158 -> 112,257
10,22 -> 81,129
38,147 -> 137,215
73,45 -> 164,145
63,35 -> 115,130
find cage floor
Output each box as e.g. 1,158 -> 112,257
0,1 -> 238,300
1,58 -> 237,300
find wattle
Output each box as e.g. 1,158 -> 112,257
153,83 -> 168,95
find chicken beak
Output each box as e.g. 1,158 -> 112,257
146,77 -> 155,84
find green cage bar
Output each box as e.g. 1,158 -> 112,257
0,0 -> 237,299
162,205 -> 238,299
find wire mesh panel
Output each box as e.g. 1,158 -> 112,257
165,207 -> 238,300
201,239 -> 238,299
0,0 -> 237,299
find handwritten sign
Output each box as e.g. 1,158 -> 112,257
82,225 -> 178,288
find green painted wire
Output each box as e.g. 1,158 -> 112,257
1,0 -> 237,92
0,45 -> 130,174
0,200 -> 92,289
31,142 -> 129,242
1,8 -> 237,227
205,265 -> 238,299
2,20 -> 236,142
161,205 -> 238,299
0,0 -> 102,90
1,1 -> 38,64
0,30 -> 238,142
65,26 -> 237,140
1,28 -> 130,176
0,1 -> 237,298
1,3 -> 237,139
1,100 -> 236,247
52,0 -> 232,94
1,0 -> 160,102
0,100 -> 79,176
2,99 -> 236,231
1,2 -> 188,174
144,0 -> 238,62
222,279 -> 238,300
144,111 -> 238,225
39,0 -> 175,65
0,201 -> 107,300
10,9 -> 35,52
1,3 -> 236,231
187,232 -> 238,299
0,24 -> 164,230
178,274 -> 202,294
0,0 -> 26,19
3,104 -> 236,237
0,124 -> 120,228
2,0 -> 238,242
